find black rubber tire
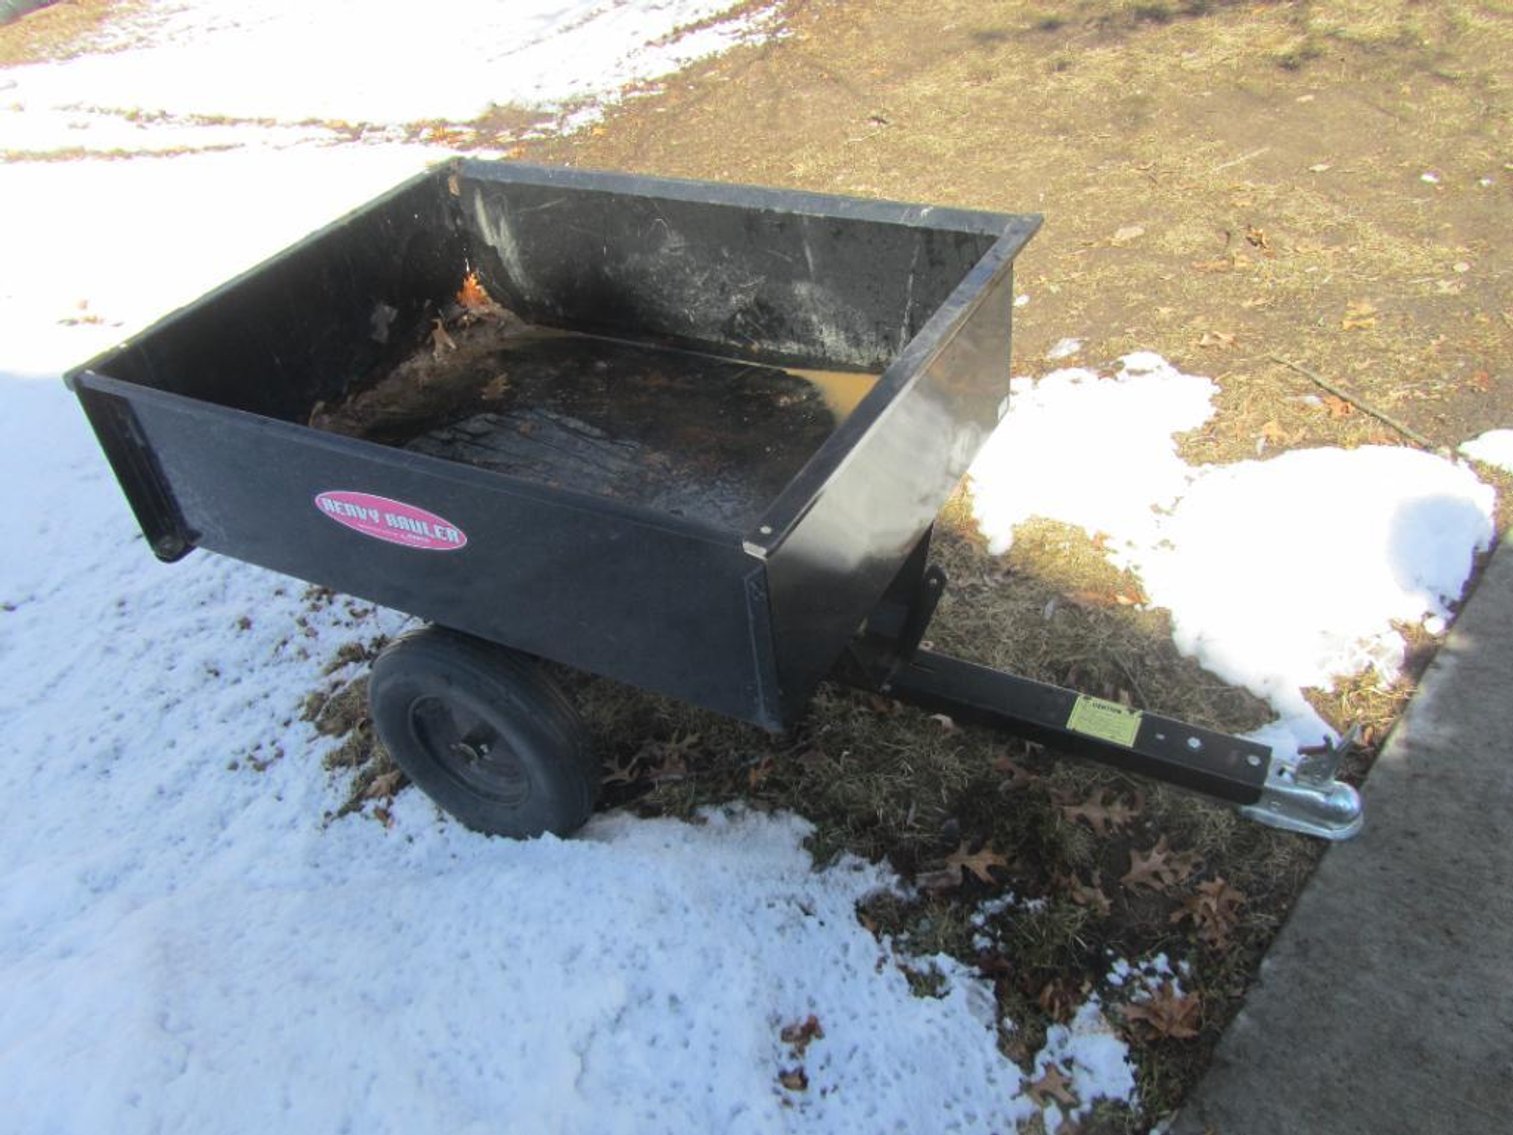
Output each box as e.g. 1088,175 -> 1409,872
368,626 -> 598,838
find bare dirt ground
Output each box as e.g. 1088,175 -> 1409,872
9,2 -> 1511,1129
531,0 -> 1511,468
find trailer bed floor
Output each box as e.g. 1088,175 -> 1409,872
311,319 -> 877,531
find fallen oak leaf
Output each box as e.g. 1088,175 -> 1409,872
778,1067 -> 809,1092
1121,982 -> 1202,1039
780,1015 -> 825,1055
1172,877 -> 1248,948
1026,1063 -> 1080,1109
944,841 -> 1011,884
455,271 -> 509,319
1059,790 -> 1139,836
363,770 -> 406,800
1057,870 -> 1113,916
1257,418 -> 1297,451
1121,836 -> 1201,892
1320,393 -> 1355,420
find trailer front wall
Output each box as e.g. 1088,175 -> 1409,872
73,379 -> 786,727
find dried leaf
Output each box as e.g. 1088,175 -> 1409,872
1059,871 -> 1113,916
944,841 -> 1011,884
1121,982 -> 1202,1039
992,754 -> 1038,790
430,318 -> 457,359
780,1015 -> 825,1054
1468,369 -> 1493,393
1341,301 -> 1378,331
928,712 -> 958,733
1027,1063 -> 1080,1109
600,754 -> 640,786
1066,586 -> 1145,609
363,770 -> 406,800
481,373 -> 512,400
1059,790 -> 1139,836
1111,224 -> 1146,244
1244,224 -> 1270,250
1121,836 -> 1201,892
1258,419 -> 1293,449
456,271 -> 504,316
1197,330 -> 1237,349
1037,978 -> 1082,1021
1320,394 -> 1355,419
1172,878 -> 1248,948
747,755 -> 776,790
778,1067 -> 809,1092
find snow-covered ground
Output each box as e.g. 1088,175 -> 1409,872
968,353 -> 1497,756
1,5 -> 1508,1133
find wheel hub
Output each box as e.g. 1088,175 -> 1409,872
410,696 -> 531,807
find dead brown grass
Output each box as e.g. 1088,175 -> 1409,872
0,0 -> 149,65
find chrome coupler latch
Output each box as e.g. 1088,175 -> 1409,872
1239,725 -> 1365,841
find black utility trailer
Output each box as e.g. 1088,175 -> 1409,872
67,161 -> 1361,841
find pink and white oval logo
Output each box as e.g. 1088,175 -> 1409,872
314,490 -> 468,552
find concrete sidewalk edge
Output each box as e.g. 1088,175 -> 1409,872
1172,537 -> 1513,1135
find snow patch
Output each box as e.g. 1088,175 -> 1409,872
970,355 -> 1495,755
1460,428 -> 1513,474
0,1 -> 777,129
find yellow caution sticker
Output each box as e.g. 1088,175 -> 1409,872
1067,696 -> 1142,748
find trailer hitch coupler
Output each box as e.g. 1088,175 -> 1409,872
1238,727 -> 1364,841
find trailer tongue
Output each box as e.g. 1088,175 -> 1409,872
66,160 -> 1361,842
